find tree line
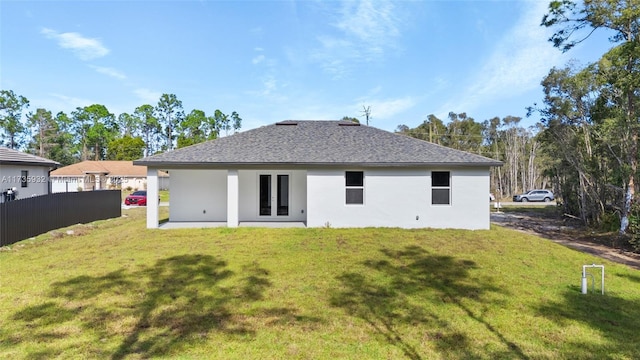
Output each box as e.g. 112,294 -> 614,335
399,1 -> 640,242
0,91 -> 241,165
396,112 -> 546,204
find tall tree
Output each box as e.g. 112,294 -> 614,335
0,90 -> 29,149
483,116 -> 505,198
107,135 -> 145,160
542,0 -> 640,233
177,109 -> 207,148
117,112 -> 140,137
27,108 -> 55,157
133,104 -> 161,157
71,104 -> 117,160
204,115 -> 220,140
231,111 -> 242,134
444,112 -> 483,153
219,111 -> 230,137
155,94 -> 184,151
396,114 -> 446,144
49,112 -> 76,166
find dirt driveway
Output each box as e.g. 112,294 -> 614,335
491,210 -> 640,270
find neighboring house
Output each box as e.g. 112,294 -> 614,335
0,147 -> 59,202
50,161 -> 169,193
134,120 -> 502,230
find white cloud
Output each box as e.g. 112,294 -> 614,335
134,88 -> 162,105
335,0 -> 399,53
435,1 -> 566,117
252,54 -> 265,65
246,75 -> 288,102
41,28 -> 109,60
89,65 -> 126,80
312,0 -> 402,78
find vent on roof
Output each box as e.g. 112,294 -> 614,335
276,120 -> 298,126
338,121 -> 360,126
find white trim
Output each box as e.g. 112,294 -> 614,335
227,169 -> 239,227
146,168 -> 159,228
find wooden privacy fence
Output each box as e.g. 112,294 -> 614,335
0,190 -> 121,246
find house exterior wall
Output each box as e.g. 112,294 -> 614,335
115,176 -> 170,191
237,170 -> 307,222
115,177 -> 145,190
51,176 -> 82,193
52,176 -> 170,193
306,167 -> 490,230
0,164 -> 50,199
169,169 -> 227,221
51,175 -> 106,192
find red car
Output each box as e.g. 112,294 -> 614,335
124,190 -> 147,206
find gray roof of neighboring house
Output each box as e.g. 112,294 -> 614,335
0,147 -> 60,167
134,120 -> 502,168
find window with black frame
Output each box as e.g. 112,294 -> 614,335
345,171 -> 364,205
431,171 -> 450,205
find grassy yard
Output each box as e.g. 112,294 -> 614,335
1,209 -> 639,359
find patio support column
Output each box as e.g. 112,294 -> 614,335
146,168 -> 159,229
227,169 -> 239,227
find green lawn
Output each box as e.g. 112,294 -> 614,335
1,208 -> 639,359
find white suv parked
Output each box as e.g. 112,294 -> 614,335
513,189 -> 554,202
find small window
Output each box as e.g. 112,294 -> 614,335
21,170 -> 28,188
345,171 -> 364,205
431,171 -> 450,205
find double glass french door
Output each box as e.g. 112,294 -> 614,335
259,174 -> 289,217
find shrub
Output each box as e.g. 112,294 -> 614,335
600,211 -> 620,232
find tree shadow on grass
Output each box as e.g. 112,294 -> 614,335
617,272 -> 640,284
330,245 -> 526,360
534,287 -> 640,358
9,254 -> 311,359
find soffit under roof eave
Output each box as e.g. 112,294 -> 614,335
136,161 -> 503,169
0,160 -> 59,167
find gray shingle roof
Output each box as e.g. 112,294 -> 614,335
0,147 -> 60,167
134,120 -> 502,168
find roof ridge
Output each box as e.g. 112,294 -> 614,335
134,120 -> 502,167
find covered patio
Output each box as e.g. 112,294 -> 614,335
145,168 -> 308,229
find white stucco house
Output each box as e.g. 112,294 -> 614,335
0,147 -> 59,202
134,120 -> 502,230
50,161 -> 169,193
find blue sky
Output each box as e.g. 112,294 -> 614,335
1,0 -> 613,132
